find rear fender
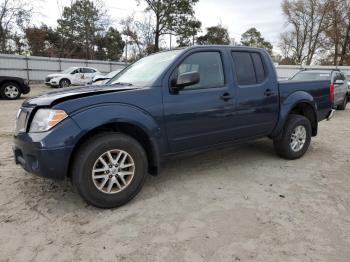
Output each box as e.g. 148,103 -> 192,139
271,91 -> 318,138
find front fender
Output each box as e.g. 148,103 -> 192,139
70,104 -> 165,170
71,104 -> 161,138
271,91 -> 317,138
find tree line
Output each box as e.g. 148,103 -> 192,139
279,0 -> 350,65
1,0 -> 349,65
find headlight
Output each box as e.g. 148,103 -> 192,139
29,109 -> 68,133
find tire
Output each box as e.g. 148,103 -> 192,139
337,96 -> 347,110
72,132 -> 148,208
273,114 -> 312,160
0,82 -> 21,100
59,79 -> 70,88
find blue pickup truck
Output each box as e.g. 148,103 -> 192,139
13,46 -> 334,208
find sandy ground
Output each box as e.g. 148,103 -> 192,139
0,85 -> 350,262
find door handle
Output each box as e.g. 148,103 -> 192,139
264,89 -> 274,97
220,93 -> 233,101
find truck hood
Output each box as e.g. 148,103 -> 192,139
23,85 -> 140,107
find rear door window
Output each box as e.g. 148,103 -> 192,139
231,52 -> 266,86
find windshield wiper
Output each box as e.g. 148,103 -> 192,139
111,82 -> 133,86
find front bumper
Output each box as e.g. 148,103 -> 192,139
13,143 -> 73,180
13,117 -> 82,180
22,84 -> 31,94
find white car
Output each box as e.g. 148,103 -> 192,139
87,69 -> 123,86
45,67 -> 100,88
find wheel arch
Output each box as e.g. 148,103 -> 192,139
68,122 -> 161,178
0,79 -> 23,91
272,91 -> 318,138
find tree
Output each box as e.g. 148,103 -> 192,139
57,0 -> 108,59
176,19 -> 201,47
322,0 -> 350,65
0,0 -> 33,53
280,0 -> 332,65
137,0 -> 200,51
241,27 -> 273,54
95,27 -> 125,61
25,25 -> 52,56
197,25 -> 230,45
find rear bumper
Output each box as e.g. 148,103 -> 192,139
326,109 -> 335,121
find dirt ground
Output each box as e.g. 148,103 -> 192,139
0,85 -> 350,262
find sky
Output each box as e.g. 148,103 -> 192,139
37,0 -> 288,48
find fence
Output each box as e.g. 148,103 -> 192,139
1,53 -> 350,82
0,53 -> 126,81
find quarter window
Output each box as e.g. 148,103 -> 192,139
231,52 -> 266,86
173,52 -> 225,90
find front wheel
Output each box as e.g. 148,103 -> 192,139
59,79 -> 70,88
273,114 -> 312,160
72,133 -> 148,208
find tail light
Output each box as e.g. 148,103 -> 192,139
329,83 -> 335,104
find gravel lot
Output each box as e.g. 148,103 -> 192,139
0,85 -> 350,262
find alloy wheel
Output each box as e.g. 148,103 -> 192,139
290,125 -> 307,152
92,149 -> 135,194
4,85 -> 19,99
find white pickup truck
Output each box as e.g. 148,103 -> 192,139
45,67 -> 100,88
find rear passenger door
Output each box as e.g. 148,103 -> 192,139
230,51 -> 279,139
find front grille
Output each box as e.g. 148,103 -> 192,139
45,77 -> 52,82
15,108 -> 31,133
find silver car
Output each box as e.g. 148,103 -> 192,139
345,74 -> 350,99
291,69 -> 348,110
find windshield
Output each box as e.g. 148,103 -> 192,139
109,50 -> 182,86
291,71 -> 331,81
61,67 -> 75,74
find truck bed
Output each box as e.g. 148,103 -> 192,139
278,80 -> 332,121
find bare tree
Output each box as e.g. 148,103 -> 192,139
0,0 -> 33,53
121,14 -> 155,60
280,0 -> 331,65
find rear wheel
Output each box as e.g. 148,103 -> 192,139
59,79 -> 70,88
72,133 -> 148,208
0,82 -> 21,100
337,96 -> 347,110
273,114 -> 312,160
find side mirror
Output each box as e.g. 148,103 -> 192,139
334,79 -> 344,85
171,71 -> 200,92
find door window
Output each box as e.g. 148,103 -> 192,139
231,52 -> 266,86
83,68 -> 95,73
173,52 -> 225,90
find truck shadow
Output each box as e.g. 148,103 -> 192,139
143,138 -> 277,190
